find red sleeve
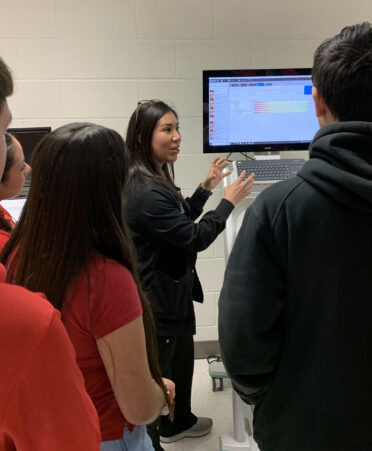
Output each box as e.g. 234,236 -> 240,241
0,230 -> 10,253
90,259 -> 143,339
0,205 -> 15,227
0,263 -> 6,282
10,309 -> 101,450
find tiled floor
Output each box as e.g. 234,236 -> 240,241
162,359 -> 257,451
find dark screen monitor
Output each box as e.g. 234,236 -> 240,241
203,68 -> 319,155
7,127 -> 51,197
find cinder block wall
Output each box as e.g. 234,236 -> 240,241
1,0 -> 370,340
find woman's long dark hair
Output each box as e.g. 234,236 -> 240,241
0,122 -> 172,415
0,132 -> 15,233
125,100 -> 180,197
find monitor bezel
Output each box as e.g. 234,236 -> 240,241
202,68 -> 314,154
7,126 -> 52,198
7,126 -> 52,160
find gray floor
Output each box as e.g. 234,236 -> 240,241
163,359 -> 253,451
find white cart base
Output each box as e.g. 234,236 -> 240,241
220,431 -> 251,450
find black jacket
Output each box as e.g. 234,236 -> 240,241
125,178 -> 234,336
219,122 -> 372,450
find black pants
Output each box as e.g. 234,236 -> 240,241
147,333 -> 197,447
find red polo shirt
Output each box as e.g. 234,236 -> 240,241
0,265 -> 101,450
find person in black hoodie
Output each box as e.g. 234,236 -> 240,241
219,22 -> 372,451
124,100 -> 254,450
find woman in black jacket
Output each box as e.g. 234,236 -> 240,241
124,100 -> 254,450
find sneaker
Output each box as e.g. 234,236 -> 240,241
159,417 -> 213,443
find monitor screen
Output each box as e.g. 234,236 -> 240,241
203,69 -> 319,154
7,127 -> 51,197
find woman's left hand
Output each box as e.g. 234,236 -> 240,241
201,157 -> 232,191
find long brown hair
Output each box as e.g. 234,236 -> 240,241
0,122 -> 172,415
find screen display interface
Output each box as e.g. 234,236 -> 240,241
203,69 -> 319,153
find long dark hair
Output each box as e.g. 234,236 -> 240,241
125,100 -> 180,196
0,132 -> 15,233
0,122 -> 172,415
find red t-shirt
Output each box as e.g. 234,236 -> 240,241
62,257 -> 143,441
0,204 -> 16,228
0,265 -> 100,450
0,205 -> 15,252
0,229 -> 10,252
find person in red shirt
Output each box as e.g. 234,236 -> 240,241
0,266 -> 101,451
0,132 -> 31,251
0,55 -> 101,450
1,122 -> 175,450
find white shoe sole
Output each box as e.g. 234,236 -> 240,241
160,425 -> 212,443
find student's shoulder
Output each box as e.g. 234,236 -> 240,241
0,282 -> 53,318
254,177 -> 304,211
247,176 -> 308,231
0,282 -> 57,346
88,256 -> 137,291
85,257 -> 142,334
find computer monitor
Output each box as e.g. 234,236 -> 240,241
7,127 -> 51,197
203,69 -> 319,155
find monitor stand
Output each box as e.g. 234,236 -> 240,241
226,151 -> 281,162
226,152 -> 252,162
253,151 -> 280,160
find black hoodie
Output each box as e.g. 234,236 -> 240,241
219,122 -> 372,451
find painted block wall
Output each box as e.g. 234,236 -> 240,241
1,0 -> 371,340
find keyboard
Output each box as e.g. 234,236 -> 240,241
235,158 -> 306,183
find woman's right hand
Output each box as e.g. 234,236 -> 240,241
162,378 -> 175,403
160,378 -> 175,415
223,171 -> 255,206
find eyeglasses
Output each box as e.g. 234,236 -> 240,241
135,99 -> 162,123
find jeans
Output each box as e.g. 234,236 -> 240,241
101,425 -> 154,451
